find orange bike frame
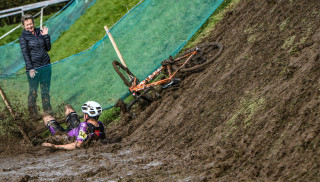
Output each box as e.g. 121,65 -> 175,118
129,51 -> 197,93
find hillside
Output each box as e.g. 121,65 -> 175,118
105,0 -> 320,180
0,0 -> 319,181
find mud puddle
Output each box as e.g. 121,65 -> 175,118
0,147 -> 183,181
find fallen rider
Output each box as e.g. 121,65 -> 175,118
42,101 -> 106,150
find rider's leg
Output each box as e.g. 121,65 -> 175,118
65,104 -> 80,131
43,115 -> 65,136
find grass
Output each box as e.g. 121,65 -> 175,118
279,18 -> 290,31
227,97 -> 265,127
282,35 -> 296,50
48,0 -> 141,62
225,95 -> 265,138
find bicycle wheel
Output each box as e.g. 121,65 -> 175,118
112,61 -> 137,87
177,42 -> 223,72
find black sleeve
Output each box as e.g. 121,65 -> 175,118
100,123 -> 106,140
42,34 -> 51,52
19,36 -> 34,70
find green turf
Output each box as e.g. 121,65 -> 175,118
48,0 -> 140,62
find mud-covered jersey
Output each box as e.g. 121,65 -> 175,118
67,121 -> 105,142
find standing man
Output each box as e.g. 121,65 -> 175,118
19,14 -> 53,117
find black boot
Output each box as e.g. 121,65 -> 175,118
65,112 -> 80,132
47,120 -> 65,136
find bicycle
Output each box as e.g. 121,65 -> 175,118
113,42 -> 223,112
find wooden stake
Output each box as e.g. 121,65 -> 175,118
0,86 -> 31,144
104,25 -> 128,68
0,87 -> 15,119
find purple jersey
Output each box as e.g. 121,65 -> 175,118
67,121 -> 105,141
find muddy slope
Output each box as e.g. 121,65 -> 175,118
1,0 -> 320,181
109,0 -> 320,180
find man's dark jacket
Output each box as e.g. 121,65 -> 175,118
19,28 -> 51,71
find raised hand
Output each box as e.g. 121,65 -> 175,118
41,26 -> 49,35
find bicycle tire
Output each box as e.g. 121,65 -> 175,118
112,61 -> 137,87
177,42 -> 223,72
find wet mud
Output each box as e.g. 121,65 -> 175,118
1,0 -> 320,181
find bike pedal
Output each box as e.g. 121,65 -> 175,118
162,78 -> 181,89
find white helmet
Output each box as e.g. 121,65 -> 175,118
81,101 -> 102,117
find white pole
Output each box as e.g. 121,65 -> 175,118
34,10 -> 42,17
104,25 -> 127,68
40,7 -> 43,29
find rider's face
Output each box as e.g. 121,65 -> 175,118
23,19 -> 34,33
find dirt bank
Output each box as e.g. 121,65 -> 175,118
1,0 -> 320,181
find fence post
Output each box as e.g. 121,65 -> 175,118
40,7 -> 44,29
104,25 -> 128,68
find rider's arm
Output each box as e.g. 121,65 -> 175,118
42,140 -> 82,150
98,121 -> 106,140
55,140 -> 82,150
